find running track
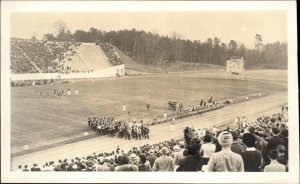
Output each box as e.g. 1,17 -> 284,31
10,91 -> 287,170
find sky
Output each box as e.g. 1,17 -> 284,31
10,11 -> 287,49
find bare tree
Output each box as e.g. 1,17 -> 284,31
53,20 -> 67,36
255,34 -> 263,52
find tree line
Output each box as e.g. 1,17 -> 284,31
43,24 -> 287,69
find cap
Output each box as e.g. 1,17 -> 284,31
148,149 -> 154,153
129,153 -> 137,159
217,131 -> 233,146
173,145 -> 180,151
160,147 -> 169,155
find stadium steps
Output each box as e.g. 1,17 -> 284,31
64,51 -> 89,71
63,43 -> 111,72
78,43 -> 111,70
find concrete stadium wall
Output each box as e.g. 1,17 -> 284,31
10,65 -> 125,81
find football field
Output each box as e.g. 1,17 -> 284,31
10,69 -> 287,157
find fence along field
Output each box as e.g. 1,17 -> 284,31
10,69 -> 287,156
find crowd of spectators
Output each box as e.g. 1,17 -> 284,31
11,38 -> 39,73
11,38 -> 123,74
99,43 -> 123,66
17,40 -> 58,72
10,38 -> 84,74
15,107 -> 288,172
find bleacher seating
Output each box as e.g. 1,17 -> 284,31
10,38 -> 38,73
99,43 -> 122,66
10,38 -> 76,73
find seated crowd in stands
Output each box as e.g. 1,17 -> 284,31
17,39 -> 58,72
16,107 -> 288,172
88,116 -> 150,140
10,38 -> 38,73
10,38 -> 82,74
99,43 -> 122,66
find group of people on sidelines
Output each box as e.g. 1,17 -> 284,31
34,88 -> 78,98
176,101 -> 221,117
88,116 -> 150,140
168,101 -> 183,111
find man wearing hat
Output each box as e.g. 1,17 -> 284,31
230,131 -> 245,155
264,127 -> 285,167
146,149 -> 157,169
173,144 -> 184,166
152,147 -> 175,172
206,131 -> 244,172
129,153 -> 138,165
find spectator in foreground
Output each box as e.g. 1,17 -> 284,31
230,131 -> 245,155
137,154 -> 151,171
146,149 -> 157,169
31,163 -> 41,171
22,165 -> 29,172
241,133 -> 262,172
264,127 -> 285,166
176,143 -> 201,172
199,134 -> 216,170
173,144 -> 184,166
264,149 -> 286,172
206,131 -> 244,172
152,147 -> 175,172
96,160 -> 110,172
115,155 -> 138,172
276,145 -> 287,166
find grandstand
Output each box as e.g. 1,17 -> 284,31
10,38 -> 123,75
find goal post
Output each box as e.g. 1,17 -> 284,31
226,56 -> 245,80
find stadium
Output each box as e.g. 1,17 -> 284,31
10,37 -> 288,172
3,7 -> 297,183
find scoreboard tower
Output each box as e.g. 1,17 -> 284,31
226,56 -> 245,80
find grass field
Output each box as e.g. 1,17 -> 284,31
10,70 -> 287,156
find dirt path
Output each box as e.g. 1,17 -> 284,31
10,91 -> 287,170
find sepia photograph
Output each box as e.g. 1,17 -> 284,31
1,1 -> 298,183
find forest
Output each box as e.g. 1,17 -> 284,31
42,23 -> 287,70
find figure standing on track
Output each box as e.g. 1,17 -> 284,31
123,104 -> 126,113
200,99 -> 204,107
67,88 -> 71,96
170,117 -> 176,132
234,117 -> 241,128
